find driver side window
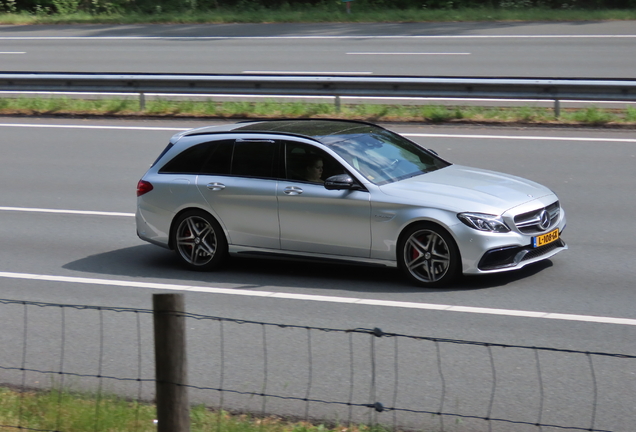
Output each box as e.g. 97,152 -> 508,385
284,142 -> 345,184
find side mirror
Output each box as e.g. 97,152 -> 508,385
324,174 -> 362,191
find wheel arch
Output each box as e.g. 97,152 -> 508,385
396,218 -> 462,260
168,206 -> 228,250
395,218 -> 464,286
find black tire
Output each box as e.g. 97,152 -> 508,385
171,210 -> 228,271
398,223 -> 460,287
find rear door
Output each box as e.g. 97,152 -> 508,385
197,138 -> 281,249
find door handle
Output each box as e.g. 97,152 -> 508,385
206,182 -> 226,191
284,186 -> 303,196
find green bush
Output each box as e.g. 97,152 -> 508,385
5,0 -> 636,15
51,0 -> 80,14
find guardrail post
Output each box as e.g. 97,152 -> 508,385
554,99 -> 561,119
140,92 -> 146,111
153,293 -> 190,432
335,95 -> 341,113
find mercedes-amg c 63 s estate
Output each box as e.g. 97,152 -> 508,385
136,119 -> 566,287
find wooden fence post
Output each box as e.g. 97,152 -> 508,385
153,293 -> 190,432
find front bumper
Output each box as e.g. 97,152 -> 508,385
477,238 -> 567,271
456,213 -> 567,275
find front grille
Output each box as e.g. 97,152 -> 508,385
520,239 -> 565,262
514,201 -> 560,234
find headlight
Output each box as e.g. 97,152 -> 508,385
457,213 -> 510,233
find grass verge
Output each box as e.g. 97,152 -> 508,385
0,386 -> 388,432
1,7 -> 636,24
1,96 -> 636,127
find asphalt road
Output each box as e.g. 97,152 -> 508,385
0,118 -> 635,431
1,21 -> 636,77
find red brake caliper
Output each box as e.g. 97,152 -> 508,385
411,236 -> 421,261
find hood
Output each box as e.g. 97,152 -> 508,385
379,165 -> 553,214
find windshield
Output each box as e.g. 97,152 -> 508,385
319,129 -> 451,185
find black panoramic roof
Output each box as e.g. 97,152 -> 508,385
232,119 -> 382,140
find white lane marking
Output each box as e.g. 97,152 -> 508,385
0,123 -> 634,144
0,51 -> 25,54
407,133 -> 636,143
0,35 -> 635,40
348,52 -> 470,55
1,271 -> 635,326
242,71 -> 373,75
0,207 -> 134,217
0,123 -> 187,131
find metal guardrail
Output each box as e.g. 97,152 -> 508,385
2,72 -> 636,115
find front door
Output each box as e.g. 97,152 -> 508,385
277,142 -> 371,257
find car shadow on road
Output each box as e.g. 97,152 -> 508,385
62,244 -> 553,294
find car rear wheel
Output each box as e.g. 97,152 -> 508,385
172,210 -> 228,271
398,223 -> 460,287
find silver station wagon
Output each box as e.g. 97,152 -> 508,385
136,119 -> 566,287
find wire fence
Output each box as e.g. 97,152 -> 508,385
0,297 -> 635,432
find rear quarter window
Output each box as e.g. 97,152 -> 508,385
159,140 -> 232,175
159,143 -> 212,174
151,143 -> 173,168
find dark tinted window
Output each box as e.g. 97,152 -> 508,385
160,140 -> 235,175
200,140 -> 233,175
231,140 -> 279,179
159,142 -> 214,174
151,143 -> 174,168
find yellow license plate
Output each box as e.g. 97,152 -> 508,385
533,228 -> 560,248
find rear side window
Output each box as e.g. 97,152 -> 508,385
231,139 -> 279,179
200,141 -> 233,175
159,138 -> 280,178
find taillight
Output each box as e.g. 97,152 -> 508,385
137,180 -> 153,197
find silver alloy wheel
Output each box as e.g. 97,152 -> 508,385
175,215 -> 217,267
403,228 -> 451,283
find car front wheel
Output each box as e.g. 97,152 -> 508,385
172,210 -> 228,271
398,223 -> 460,287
